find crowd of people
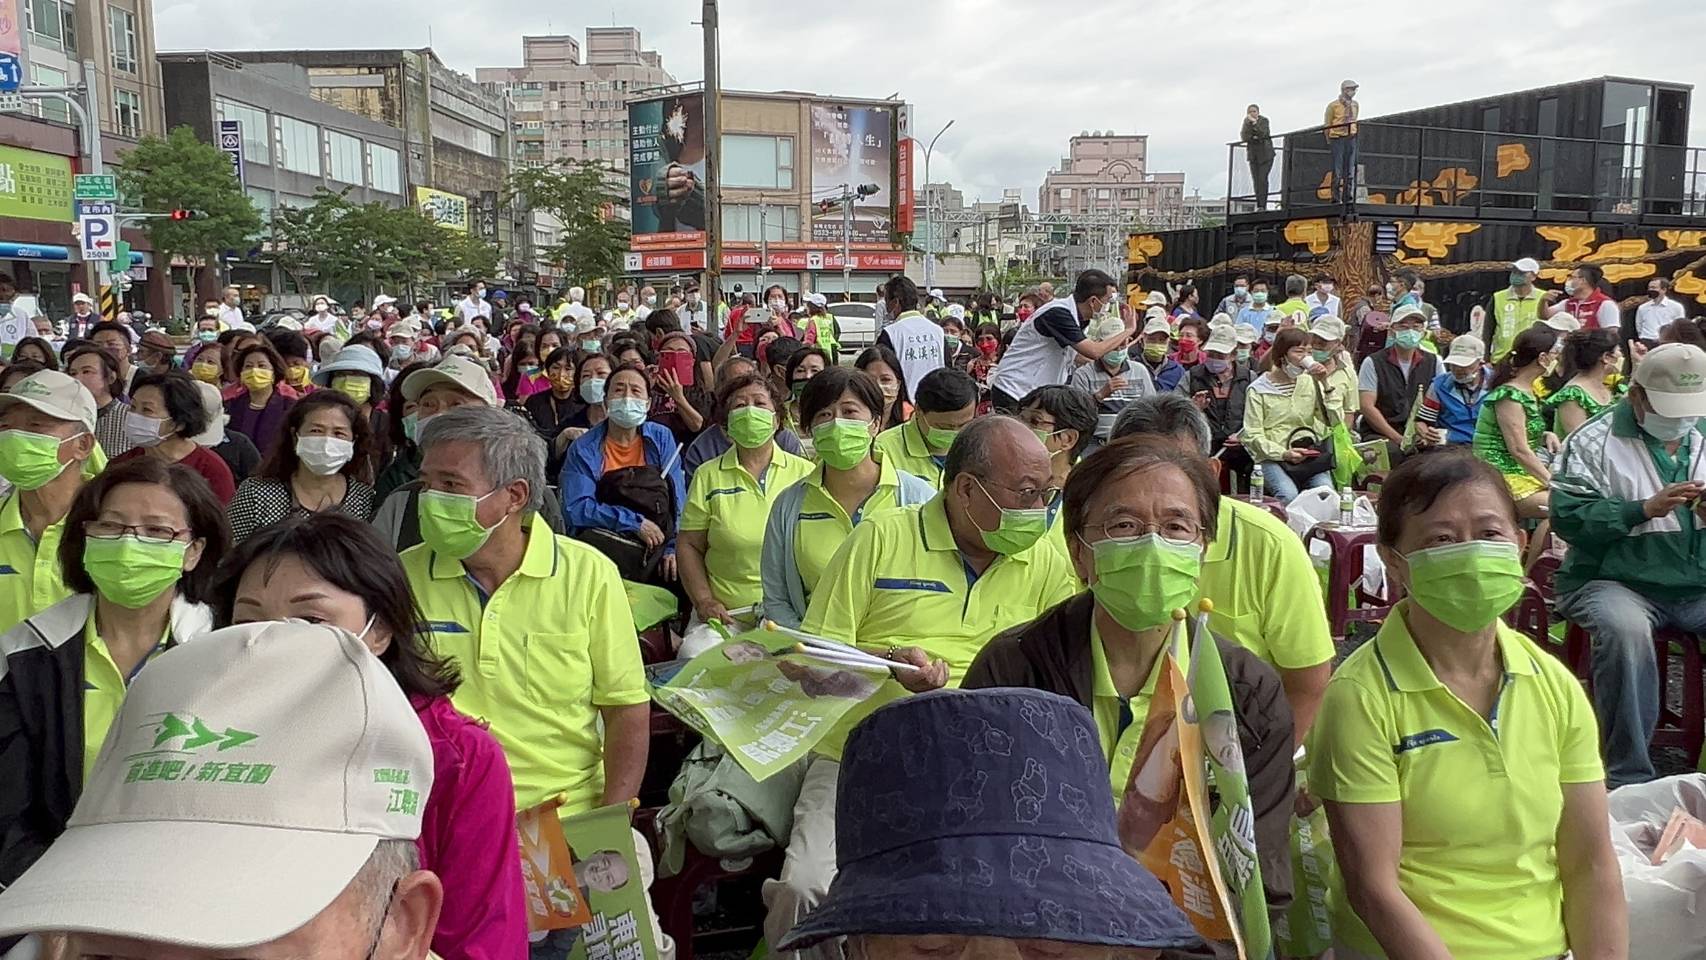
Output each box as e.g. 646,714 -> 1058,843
0,256 -> 1694,960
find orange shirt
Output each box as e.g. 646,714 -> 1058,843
602,434 -> 646,473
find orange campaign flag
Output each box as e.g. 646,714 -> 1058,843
517,800 -> 593,932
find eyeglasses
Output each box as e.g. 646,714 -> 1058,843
980,478 -> 1062,508
83,520 -> 193,543
1082,517 -> 1203,546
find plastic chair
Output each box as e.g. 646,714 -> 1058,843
1560,624 -> 1703,761
1305,525 -> 1393,638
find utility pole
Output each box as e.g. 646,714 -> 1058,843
919,119 -> 953,290
23,61 -> 106,307
841,184 -> 853,297
757,195 -> 769,280
701,0 -> 722,303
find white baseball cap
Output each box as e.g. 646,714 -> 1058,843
1143,291 -> 1168,307
1310,316 -> 1348,342
945,304 -> 967,321
805,292 -> 828,308
370,293 -> 397,311
1542,313 -> 1581,334
1390,304 -> 1429,326
1209,312 -> 1233,329
71,292 -> 94,305
1511,257 -> 1541,274
1144,305 -> 1168,322
1634,343 -> 1706,418
1142,317 -> 1173,337
0,370 -> 97,434
0,621 -> 433,949
400,355 -> 499,406
385,317 -> 422,341
1443,334 -> 1487,369
1205,328 -> 1239,354
928,288 -> 945,301
189,380 -> 227,447
1233,323 -> 1259,345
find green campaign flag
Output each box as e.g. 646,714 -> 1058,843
1190,619 -> 1274,960
563,802 -> 659,960
651,624 -> 905,782
623,580 -> 679,633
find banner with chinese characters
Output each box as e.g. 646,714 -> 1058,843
650,625 -> 904,782
0,145 -> 73,223
627,93 -> 706,244
415,186 -> 468,232
809,103 -> 894,245
517,799 -> 593,932
563,803 -> 658,960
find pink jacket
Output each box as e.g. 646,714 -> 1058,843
412,694 -> 530,960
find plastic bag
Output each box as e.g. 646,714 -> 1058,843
1607,774 -> 1706,960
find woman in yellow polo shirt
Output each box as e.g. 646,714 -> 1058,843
1313,448 -> 1624,960
758,367 -> 937,627
0,457 -> 228,888
678,372 -> 814,626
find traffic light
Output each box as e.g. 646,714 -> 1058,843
169,209 -> 207,221
818,199 -> 840,214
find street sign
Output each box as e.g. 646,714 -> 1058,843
74,174 -> 118,201
0,93 -> 23,114
111,272 -> 132,291
76,201 -> 117,261
0,54 -> 22,94
217,119 -> 245,187
806,251 -> 824,271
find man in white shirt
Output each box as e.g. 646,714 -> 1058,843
217,285 -> 253,331
1635,278 -> 1687,345
636,284 -> 658,321
454,280 -> 491,327
874,275 -> 944,400
988,268 -> 1134,411
1304,274 -> 1341,318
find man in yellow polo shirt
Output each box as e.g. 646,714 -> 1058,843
0,371 -> 99,631
870,367 -> 978,488
1112,394 -> 1334,738
400,404 -> 650,814
805,416 -> 1080,684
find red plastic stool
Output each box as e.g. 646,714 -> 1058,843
636,807 -> 782,960
1651,628 -> 1705,762
1305,524 -> 1392,638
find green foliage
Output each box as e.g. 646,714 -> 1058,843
270,189 -> 502,302
116,126 -> 262,268
506,159 -> 629,288
984,260 -> 1050,299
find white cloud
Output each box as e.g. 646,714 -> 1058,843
162,0 -> 1706,205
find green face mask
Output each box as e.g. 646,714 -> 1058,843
924,423 -> 960,452
813,418 -> 874,471
418,488 -> 503,560
726,406 -> 776,449
0,429 -> 80,491
1311,349 -> 1333,363
84,535 -> 188,609
1394,329 -> 1425,350
1403,540 -> 1525,632
402,413 -> 419,443
972,477 -> 1048,556
1087,534 -> 1202,631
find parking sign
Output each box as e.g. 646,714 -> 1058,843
77,201 -> 117,261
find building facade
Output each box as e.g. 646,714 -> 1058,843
21,0 -> 165,153
1038,132 -> 1188,227
159,52 -> 410,308
477,28 -> 674,173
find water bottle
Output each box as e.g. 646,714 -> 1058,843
1249,470 -> 1265,504
1339,485 -> 1355,526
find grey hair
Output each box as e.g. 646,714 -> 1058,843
1110,393 -> 1213,456
417,405 -> 548,512
350,838 -> 418,923
943,415 -> 1022,483
1285,273 -> 1308,297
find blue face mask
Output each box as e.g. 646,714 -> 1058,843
608,396 -> 648,429
1394,329 -> 1424,350
1103,349 -> 1128,368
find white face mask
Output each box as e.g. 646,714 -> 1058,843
124,411 -> 166,449
1641,412 -> 1698,442
296,435 -> 356,475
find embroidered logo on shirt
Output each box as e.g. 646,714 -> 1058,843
0,565 -> 17,575
424,620 -> 471,634
1393,728 -> 1459,755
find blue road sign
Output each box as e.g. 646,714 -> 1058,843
0,54 -> 21,93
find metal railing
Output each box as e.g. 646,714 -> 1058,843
1225,121 -> 1706,220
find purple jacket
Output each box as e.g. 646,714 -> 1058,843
412,694 -> 529,960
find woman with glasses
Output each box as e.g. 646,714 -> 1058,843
0,458 -> 229,888
963,435 -> 1297,939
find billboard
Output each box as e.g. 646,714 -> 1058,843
810,104 -> 894,245
415,187 -> 468,232
629,93 -> 707,246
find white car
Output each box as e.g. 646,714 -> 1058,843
828,301 -> 877,356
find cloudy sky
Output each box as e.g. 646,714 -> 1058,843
160,0 -> 1706,205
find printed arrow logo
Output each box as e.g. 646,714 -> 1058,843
152,713 -> 258,752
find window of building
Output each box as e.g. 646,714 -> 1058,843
722,134 -> 794,190
215,99 -> 272,166
25,0 -> 60,45
113,89 -> 142,139
29,64 -> 68,124
276,116 -> 322,176
59,2 -> 74,53
721,203 -> 800,242
327,130 -> 363,184
245,186 -> 274,217
367,143 -> 401,194
108,7 -> 137,73
1059,187 -> 1072,199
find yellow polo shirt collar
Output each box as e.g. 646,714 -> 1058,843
428,516 -> 559,583
1372,605 -> 1541,693
0,492 -> 72,631
1090,622 -> 1167,800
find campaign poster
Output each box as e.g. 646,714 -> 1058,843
809,103 -> 894,245
628,94 -> 706,245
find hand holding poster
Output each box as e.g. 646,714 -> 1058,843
523,802 -> 660,960
650,621 -> 905,782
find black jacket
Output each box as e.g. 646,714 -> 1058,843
1186,362 -> 1254,448
0,594 -> 213,889
963,593 -> 1294,949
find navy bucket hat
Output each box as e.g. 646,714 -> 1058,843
779,688 -> 1199,951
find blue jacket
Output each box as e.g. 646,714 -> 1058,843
1426,368 -> 1488,445
560,420 -> 688,552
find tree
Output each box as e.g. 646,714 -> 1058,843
270,189 -> 503,303
506,159 -> 629,288
117,126 -> 262,277
984,260 -> 1049,300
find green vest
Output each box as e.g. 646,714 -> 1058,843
1490,287 -> 1543,361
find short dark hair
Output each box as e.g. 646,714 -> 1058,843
914,367 -> 978,415
232,342 -> 288,381
1315,274 -> 1334,285
59,457 -> 231,602
256,391 -> 372,483
881,275 -> 919,312
209,513 -> 458,699
576,351 -> 613,382
1376,447 -> 1516,548
1397,268 -> 1422,289
763,336 -> 803,372
1492,326 -> 1556,388
1575,264 -> 1604,287
1018,385 -> 1098,458
643,309 -> 683,336
1074,269 -> 1116,303
266,329 -> 311,364
1110,393 -> 1213,456
132,370 -> 210,438
1261,328 -> 1311,373
713,372 -> 786,426
608,333 -> 653,366
0,361 -> 46,390
1063,435 -> 1221,543
62,345 -> 119,388
385,360 -> 428,449
542,346 -> 576,372
87,321 -> 132,343
799,367 -> 885,430
784,346 -> 830,385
